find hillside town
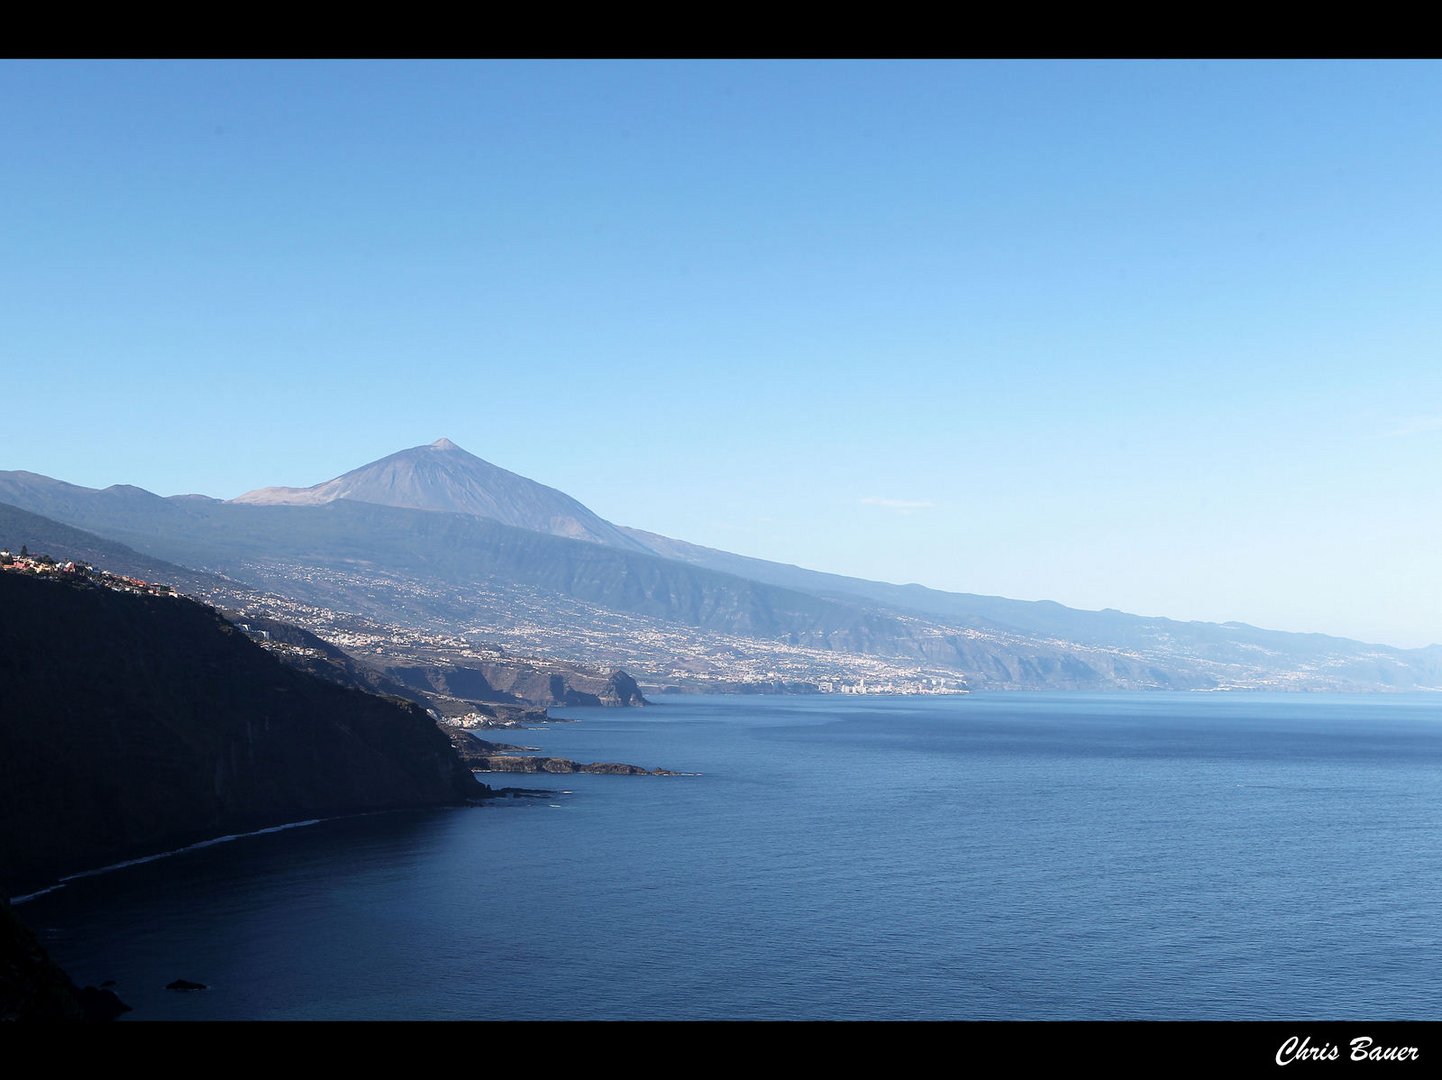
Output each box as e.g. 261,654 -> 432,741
0,547 -> 178,599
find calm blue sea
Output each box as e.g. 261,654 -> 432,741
17,692 -> 1442,1020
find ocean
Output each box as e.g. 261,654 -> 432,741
16,692 -> 1442,1020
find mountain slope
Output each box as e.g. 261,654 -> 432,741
0,501 -> 226,594
619,526 -> 1430,663
61,498 -> 985,663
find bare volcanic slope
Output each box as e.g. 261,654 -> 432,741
232,438 -> 651,553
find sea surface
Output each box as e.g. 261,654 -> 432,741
17,692 -> 1442,1020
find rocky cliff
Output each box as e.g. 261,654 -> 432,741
0,570 -> 481,897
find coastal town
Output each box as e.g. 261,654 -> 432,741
203,558 -> 975,698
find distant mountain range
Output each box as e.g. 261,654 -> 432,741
1,440 -> 1437,692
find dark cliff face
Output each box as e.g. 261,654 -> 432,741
0,571 -> 480,897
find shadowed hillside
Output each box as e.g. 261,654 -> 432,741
0,570 -> 482,897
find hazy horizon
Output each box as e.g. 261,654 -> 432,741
3,60 -> 1438,648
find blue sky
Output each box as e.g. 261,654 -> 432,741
2,60 -> 1439,647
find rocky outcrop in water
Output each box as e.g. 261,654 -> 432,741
468,756 -> 680,776
446,730 -> 678,776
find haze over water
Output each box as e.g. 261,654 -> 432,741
19,692 -> 1442,1021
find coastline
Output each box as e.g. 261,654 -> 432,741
8,818 -> 325,906
5,794 -> 507,906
